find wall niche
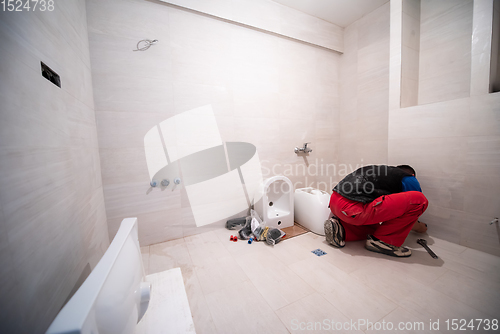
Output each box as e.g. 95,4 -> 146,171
490,0 -> 500,93
401,0 -> 474,107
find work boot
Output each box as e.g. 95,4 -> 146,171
324,216 -> 345,248
365,235 -> 411,257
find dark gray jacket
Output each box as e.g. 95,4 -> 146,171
333,165 -> 411,203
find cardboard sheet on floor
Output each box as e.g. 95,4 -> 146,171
135,267 -> 196,334
281,222 -> 309,240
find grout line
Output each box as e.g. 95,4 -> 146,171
426,267 -> 450,285
140,245 -> 150,275
156,124 -> 171,165
222,142 -> 231,172
429,276 -> 494,318
237,167 -> 252,208
425,271 -> 498,319
273,291 -> 317,333
388,304 -> 430,331
180,236 -> 220,334
370,303 -> 400,330
189,264 -> 219,333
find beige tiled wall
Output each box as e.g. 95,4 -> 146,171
87,0 -> 340,246
491,0 -> 500,92
0,0 -> 109,332
389,0 -> 500,256
339,2 -> 391,171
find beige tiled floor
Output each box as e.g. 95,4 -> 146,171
141,229 -> 500,334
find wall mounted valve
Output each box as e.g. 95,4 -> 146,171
294,142 -> 312,154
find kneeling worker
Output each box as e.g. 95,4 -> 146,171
325,165 -> 428,257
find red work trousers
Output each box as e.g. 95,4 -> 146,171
329,191 -> 428,247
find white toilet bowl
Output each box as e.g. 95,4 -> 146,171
254,176 -> 294,229
294,188 -> 332,235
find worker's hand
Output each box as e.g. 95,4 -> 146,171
412,220 -> 428,233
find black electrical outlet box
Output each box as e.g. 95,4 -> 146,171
41,62 -> 61,88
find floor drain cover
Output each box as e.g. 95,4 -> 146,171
311,248 -> 327,256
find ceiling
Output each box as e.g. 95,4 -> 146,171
271,0 -> 389,28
